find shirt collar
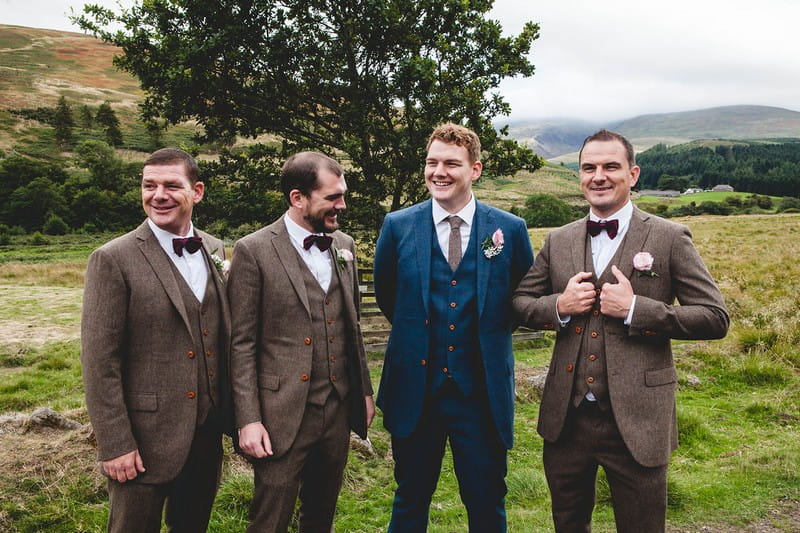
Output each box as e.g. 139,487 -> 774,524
147,218 -> 196,255
432,195 -> 476,226
589,201 -> 633,224
284,211 -> 323,250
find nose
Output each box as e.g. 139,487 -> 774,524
153,185 -> 168,199
334,196 -> 346,210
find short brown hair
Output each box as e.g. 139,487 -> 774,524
143,148 -> 200,183
579,129 -> 636,167
427,123 -> 482,163
280,152 -> 344,204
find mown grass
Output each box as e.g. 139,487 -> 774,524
0,213 -> 798,531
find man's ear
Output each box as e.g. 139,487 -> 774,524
289,189 -> 305,209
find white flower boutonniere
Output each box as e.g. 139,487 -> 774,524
481,228 -> 504,259
336,248 -> 354,270
210,248 -> 231,278
633,252 -> 658,277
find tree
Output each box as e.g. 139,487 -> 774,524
76,0 -> 542,231
515,193 -> 577,228
95,101 -> 123,146
80,105 -> 94,129
53,96 -> 75,148
656,174 -> 688,191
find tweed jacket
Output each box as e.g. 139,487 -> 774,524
373,199 -> 534,449
227,216 -> 373,458
81,220 -> 232,484
512,207 -> 729,467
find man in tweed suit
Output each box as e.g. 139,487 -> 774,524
512,129 -> 729,532
228,151 -> 375,532
81,148 -> 232,532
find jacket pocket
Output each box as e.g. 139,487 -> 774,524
126,392 -> 157,412
645,367 -> 678,387
258,374 -> 280,391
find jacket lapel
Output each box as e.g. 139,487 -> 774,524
271,217 -> 311,315
572,215 -> 591,277
199,233 -> 231,342
475,201 -> 492,318
135,221 -> 194,339
415,200 -> 433,318
615,207 -> 652,279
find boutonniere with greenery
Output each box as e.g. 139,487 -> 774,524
336,248 -> 354,270
633,252 -> 658,277
210,248 -> 231,278
481,228 -> 504,259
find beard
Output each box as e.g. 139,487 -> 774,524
304,208 -> 340,234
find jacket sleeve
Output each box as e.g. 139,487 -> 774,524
373,215 -> 398,324
511,232 -> 563,332
350,239 -> 374,397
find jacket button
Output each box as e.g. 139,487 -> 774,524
203,329 -> 209,336
544,323 -> 554,329
421,359 -> 427,366
587,377 -> 594,384
575,326 -> 582,334
442,367 -> 448,373
425,319 -> 429,325
448,345 -> 455,352
645,330 -> 657,336
566,363 -> 574,372
327,318 -> 333,324
450,302 -> 457,308
329,336 -> 335,343
451,280 -> 457,286
588,354 -> 597,361
330,355 -> 336,362
331,375 -> 337,382
449,324 -> 455,331
187,351 -> 195,359
304,337 -> 312,345
325,298 -> 330,305
208,369 -> 215,377
591,331 -> 599,338
187,391 -> 196,399
206,350 -> 213,357
595,288 -> 601,296
593,309 -> 600,316
300,373 -> 309,382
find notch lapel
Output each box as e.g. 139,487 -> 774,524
572,215 -> 591,278
415,201 -> 433,318
475,202 -> 493,318
270,218 -> 311,316
615,208 -> 652,279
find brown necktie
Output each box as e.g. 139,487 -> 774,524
447,216 -> 463,272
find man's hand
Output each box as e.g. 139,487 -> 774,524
557,271 -> 596,316
238,422 -> 273,458
600,265 -> 634,318
102,449 -> 145,483
365,396 -> 376,428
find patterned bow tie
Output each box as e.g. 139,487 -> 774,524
303,234 -> 333,251
172,236 -> 203,257
586,219 -> 619,239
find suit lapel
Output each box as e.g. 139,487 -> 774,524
415,201 -> 433,317
271,217 -> 311,315
475,201 -> 492,318
135,222 -> 194,338
572,215 -> 591,278
331,239 -> 359,330
199,233 -> 231,342
615,207 -> 652,279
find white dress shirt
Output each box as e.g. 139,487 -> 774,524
432,195 -> 476,262
147,218 -> 208,302
285,213 -> 333,292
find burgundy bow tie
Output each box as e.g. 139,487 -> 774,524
587,219 -> 619,239
303,234 -> 333,251
172,236 -> 203,257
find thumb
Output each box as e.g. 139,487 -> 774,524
611,265 -> 628,283
135,451 -> 145,473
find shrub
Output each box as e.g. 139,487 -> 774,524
28,232 -> 49,245
42,213 -> 69,235
517,193 -> 576,228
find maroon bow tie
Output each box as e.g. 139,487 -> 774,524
587,219 -> 619,239
172,236 -> 203,257
303,234 -> 333,251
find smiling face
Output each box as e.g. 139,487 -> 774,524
579,140 -> 640,219
141,162 -> 204,236
424,139 -> 482,213
291,168 -> 347,234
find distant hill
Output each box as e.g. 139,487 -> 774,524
505,105 -> 800,162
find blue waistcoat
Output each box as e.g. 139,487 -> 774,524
428,224 -> 482,396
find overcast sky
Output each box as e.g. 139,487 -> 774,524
2,0 -> 799,122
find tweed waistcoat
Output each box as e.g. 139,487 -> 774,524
428,225 -> 481,396
169,255 -> 222,425
299,259 -> 350,406
571,236 -> 628,410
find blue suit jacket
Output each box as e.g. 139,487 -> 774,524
373,199 -> 534,448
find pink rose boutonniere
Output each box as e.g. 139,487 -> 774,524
481,228 -> 504,259
633,252 -> 658,277
336,248 -> 354,270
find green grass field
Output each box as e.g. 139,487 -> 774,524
1,214 -> 799,531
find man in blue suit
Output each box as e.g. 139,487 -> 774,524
374,123 -> 534,532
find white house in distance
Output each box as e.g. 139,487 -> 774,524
711,184 -> 735,192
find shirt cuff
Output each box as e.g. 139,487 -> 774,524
624,295 -> 637,325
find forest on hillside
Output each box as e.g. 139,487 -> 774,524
636,141 -> 800,197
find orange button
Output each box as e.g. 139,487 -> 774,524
421,359 -> 427,366
575,326 -> 582,334
329,336 -> 335,343
325,298 -> 330,305
330,355 -> 336,362
208,369 -> 215,377
450,302 -> 457,308
187,391 -> 196,399
203,329 -> 209,335
442,367 -> 448,373
588,354 -> 597,361
591,331 -> 599,338
544,323 -> 554,330
593,309 -> 600,316
587,377 -> 594,384
448,345 -> 455,352
304,337 -> 312,345
206,350 -> 213,357
187,351 -> 195,359
595,288 -> 601,296
449,324 -> 455,331
451,280 -> 457,286
331,375 -> 337,382
566,363 -> 574,372
327,318 -> 333,324
300,373 -> 309,382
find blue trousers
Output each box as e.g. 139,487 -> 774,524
388,380 -> 508,533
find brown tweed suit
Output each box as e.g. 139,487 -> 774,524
227,216 -> 373,531
81,220 -> 232,530
512,206 -> 729,531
